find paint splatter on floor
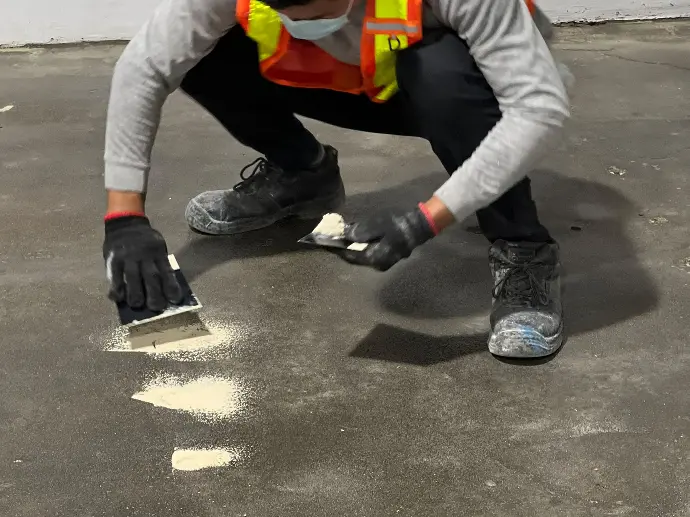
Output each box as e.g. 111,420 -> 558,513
131,374 -> 246,423
171,447 -> 245,471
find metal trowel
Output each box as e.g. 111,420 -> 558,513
298,213 -> 369,252
298,232 -> 369,251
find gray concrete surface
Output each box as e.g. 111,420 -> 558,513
1,20 -> 689,517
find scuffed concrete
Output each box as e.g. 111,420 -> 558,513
0,21 -> 689,517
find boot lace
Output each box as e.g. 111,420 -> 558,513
233,158 -> 282,192
492,260 -> 551,308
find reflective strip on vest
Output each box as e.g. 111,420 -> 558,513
364,21 -> 420,34
246,1 -> 284,64
369,0 -> 418,101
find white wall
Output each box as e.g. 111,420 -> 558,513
0,0 -> 161,46
544,0 -> 690,23
0,0 -> 689,46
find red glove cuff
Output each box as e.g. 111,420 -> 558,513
104,211 -> 147,222
417,202 -> 439,236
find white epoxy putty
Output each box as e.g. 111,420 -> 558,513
96,314 -> 251,469
132,374 -> 246,423
171,448 -> 244,471
102,315 -> 245,362
312,213 -> 346,237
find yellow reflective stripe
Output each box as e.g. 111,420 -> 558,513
374,81 -> 399,102
375,0 -> 407,20
371,0 -> 411,93
372,33 -> 408,90
247,0 -> 282,62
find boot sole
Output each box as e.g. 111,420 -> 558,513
186,184 -> 346,236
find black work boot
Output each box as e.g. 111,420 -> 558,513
488,240 -> 564,358
185,145 -> 345,235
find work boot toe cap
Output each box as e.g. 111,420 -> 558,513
488,314 -> 564,358
185,189 -> 280,235
185,189 -> 235,235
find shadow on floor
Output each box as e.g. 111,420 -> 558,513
350,325 -> 570,366
175,174 -> 438,282
349,324 -> 488,366
176,169 -> 659,365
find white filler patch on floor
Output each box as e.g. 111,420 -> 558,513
101,315 -> 246,362
171,447 -> 244,471
132,374 -> 246,423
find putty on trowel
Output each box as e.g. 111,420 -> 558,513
298,213 -> 369,252
116,254 -> 202,329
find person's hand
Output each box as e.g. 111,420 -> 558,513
103,215 -> 182,311
340,203 -> 439,271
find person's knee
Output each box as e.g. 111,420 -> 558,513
181,26 -> 259,98
395,30 -> 501,170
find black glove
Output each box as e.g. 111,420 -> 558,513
103,215 -> 182,311
341,205 -> 437,271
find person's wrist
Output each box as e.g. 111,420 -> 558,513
104,211 -> 146,222
104,214 -> 150,234
106,190 -> 146,219
419,196 -> 455,235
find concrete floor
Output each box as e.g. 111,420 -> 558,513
1,20 -> 689,517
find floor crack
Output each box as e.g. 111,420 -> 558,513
603,52 -> 690,72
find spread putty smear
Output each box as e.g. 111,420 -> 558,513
94,317 -> 252,472
171,448 -> 245,471
131,374 -> 246,423
100,314 -> 246,362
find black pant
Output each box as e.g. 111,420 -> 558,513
181,26 -> 551,243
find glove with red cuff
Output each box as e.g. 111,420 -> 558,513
103,213 -> 182,311
340,203 -> 439,271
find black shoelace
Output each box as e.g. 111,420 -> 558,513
492,261 -> 551,308
233,157 -> 281,192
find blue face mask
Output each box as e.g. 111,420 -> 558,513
278,0 -> 354,41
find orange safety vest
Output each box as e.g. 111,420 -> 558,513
237,0 -> 537,103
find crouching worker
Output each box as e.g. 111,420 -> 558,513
102,0 -> 571,357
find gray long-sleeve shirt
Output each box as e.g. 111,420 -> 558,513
105,0 -> 570,223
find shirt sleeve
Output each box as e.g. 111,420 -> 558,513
429,0 -> 571,222
104,0 -> 237,192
